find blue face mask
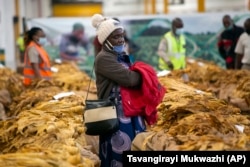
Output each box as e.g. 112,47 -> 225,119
176,28 -> 183,35
38,37 -> 47,46
113,45 -> 125,53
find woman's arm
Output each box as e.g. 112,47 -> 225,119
95,52 -> 141,87
27,46 -> 42,78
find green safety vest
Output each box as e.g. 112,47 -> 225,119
17,36 -> 25,52
158,31 -> 186,70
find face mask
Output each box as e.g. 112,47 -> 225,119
106,40 -> 125,53
38,37 -> 47,46
113,45 -> 125,53
176,28 -> 183,35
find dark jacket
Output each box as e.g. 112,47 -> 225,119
218,24 -> 244,69
95,47 -> 141,99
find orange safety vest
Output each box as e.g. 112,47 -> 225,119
23,41 -> 52,86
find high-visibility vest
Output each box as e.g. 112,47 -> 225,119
17,36 -> 25,52
158,31 -> 186,70
23,41 -> 52,86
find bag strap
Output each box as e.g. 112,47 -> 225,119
85,63 -> 119,102
85,63 -> 95,101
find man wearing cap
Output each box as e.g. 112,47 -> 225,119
59,22 -> 90,61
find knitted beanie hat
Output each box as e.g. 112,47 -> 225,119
91,14 -> 123,44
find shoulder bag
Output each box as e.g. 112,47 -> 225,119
83,64 -> 119,136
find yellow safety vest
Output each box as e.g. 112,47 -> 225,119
17,36 -> 25,52
159,31 -> 186,70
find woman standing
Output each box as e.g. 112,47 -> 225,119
23,27 -> 52,86
91,14 -> 146,167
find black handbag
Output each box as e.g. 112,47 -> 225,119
83,64 -> 119,136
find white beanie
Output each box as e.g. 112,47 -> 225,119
91,14 -> 124,45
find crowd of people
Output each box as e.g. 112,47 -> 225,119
157,14 -> 250,72
20,14 -> 250,84
19,13 -> 250,167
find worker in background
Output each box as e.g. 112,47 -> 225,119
235,18 -> 250,70
217,15 -> 244,69
157,17 -> 186,71
16,33 -> 25,65
23,27 -> 52,86
59,22 -> 90,62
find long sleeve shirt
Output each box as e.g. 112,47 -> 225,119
95,47 -> 141,99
